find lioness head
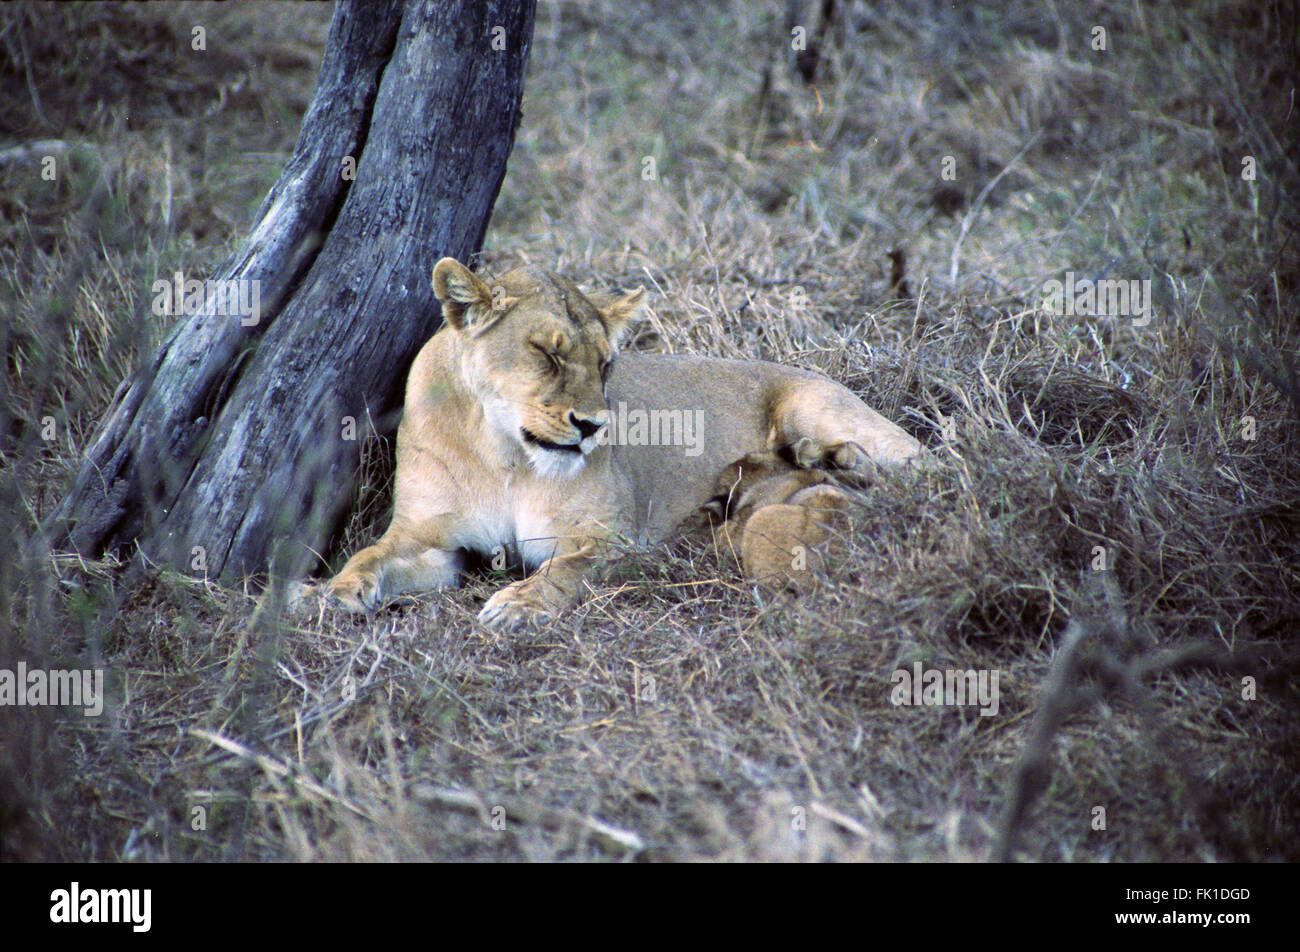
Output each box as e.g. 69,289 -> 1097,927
432,257 -> 645,478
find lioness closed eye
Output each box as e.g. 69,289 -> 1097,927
294,257 -> 922,628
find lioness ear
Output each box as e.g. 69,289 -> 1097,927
596,287 -> 645,350
432,258 -> 499,334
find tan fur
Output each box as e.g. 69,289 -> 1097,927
296,257 -> 922,627
692,451 -> 858,590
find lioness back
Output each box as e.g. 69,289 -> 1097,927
605,354 -> 855,541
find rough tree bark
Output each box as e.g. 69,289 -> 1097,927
49,0 -> 536,581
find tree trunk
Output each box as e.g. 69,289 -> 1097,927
49,0 -> 536,581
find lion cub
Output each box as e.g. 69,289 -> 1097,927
692,446 -> 870,590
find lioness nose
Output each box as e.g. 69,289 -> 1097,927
569,412 -> 603,439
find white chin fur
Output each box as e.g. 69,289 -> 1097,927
526,446 -> 587,479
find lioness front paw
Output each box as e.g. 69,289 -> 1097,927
478,579 -> 565,630
319,571 -> 381,614
282,576 -> 375,615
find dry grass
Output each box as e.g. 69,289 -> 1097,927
1,0 -> 1297,862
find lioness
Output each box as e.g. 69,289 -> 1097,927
298,257 -> 921,628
